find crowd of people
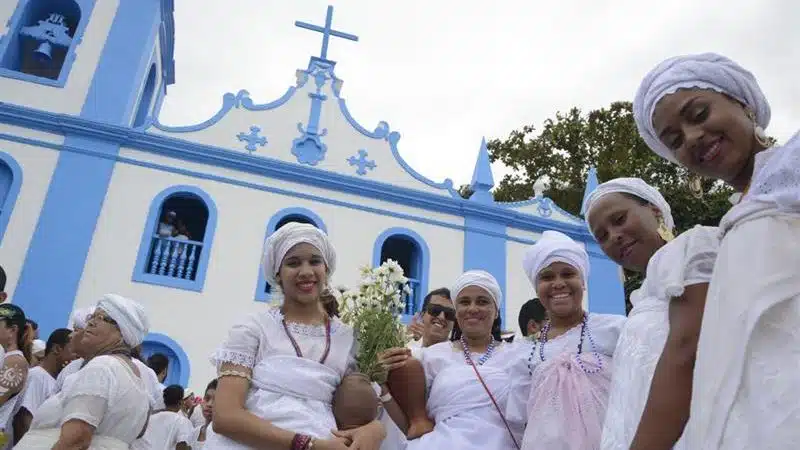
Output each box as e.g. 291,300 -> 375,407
0,51 -> 796,449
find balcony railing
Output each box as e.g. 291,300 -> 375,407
144,235 -> 204,281
402,278 -> 421,316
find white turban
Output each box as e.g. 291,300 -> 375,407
633,52 -> 770,162
523,231 -> 590,290
584,177 -> 674,231
451,270 -> 502,310
97,294 -> 149,348
262,222 -> 336,286
69,305 -> 95,330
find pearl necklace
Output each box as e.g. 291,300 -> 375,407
460,336 -> 496,366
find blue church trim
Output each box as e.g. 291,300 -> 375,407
11,0 -> 169,336
371,227 -> 430,324
0,0 -> 97,88
132,185 -> 217,292
254,207 -> 327,303
0,151 -> 22,244
585,241 -> 626,315
133,63 -> 158,128
463,216 -> 508,328
141,332 -> 190,387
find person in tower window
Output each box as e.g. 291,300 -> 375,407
142,384 -> 194,450
14,328 -> 75,439
158,211 -> 177,237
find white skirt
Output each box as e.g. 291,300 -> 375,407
686,214 -> 800,449
16,428 -> 131,450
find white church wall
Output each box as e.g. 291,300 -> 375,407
75,153 -> 466,391
0,131 -> 61,298
0,0 -> 120,116
0,3 -> 16,36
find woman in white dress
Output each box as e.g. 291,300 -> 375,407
507,231 -> 625,450
633,52 -> 800,449
16,294 -> 151,449
0,303 -> 31,449
584,178 -> 719,449
381,270 -> 526,450
206,222 -> 385,450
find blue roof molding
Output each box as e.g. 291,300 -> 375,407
132,185 -> 217,292
0,0 -> 97,88
580,166 -> 599,216
469,138 -> 495,204
499,195 -> 584,223
141,332 -> 190,386
371,227 -> 430,324
0,151 -> 23,243
158,0 -> 176,87
236,125 -> 267,154
254,207 -> 328,302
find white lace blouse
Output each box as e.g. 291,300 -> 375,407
29,355 -> 149,443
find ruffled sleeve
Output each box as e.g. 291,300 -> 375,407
60,356 -> 117,428
210,313 -> 263,369
649,225 -> 720,300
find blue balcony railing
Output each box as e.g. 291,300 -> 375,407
145,235 -> 204,281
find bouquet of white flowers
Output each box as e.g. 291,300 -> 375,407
339,259 -> 411,383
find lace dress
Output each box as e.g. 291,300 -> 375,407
204,307 -> 355,450
599,226 -> 719,450
686,132 -> 800,450
16,355 -> 149,449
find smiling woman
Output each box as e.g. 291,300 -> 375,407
507,231 -> 626,450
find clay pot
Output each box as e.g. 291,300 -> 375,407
386,357 -> 434,439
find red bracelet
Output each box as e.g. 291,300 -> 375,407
291,434 -> 313,450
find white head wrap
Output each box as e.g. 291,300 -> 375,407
96,294 -> 149,348
584,177 -> 674,231
451,270 -> 502,310
261,222 -> 336,286
69,305 -> 95,330
32,339 -> 46,355
523,231 -> 590,291
633,52 -> 770,162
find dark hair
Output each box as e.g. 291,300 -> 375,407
0,266 -> 6,292
0,304 -> 30,361
518,298 -> 547,336
206,378 -> 218,394
320,290 -> 339,318
131,345 -> 143,362
450,316 -> 502,342
163,384 -> 184,408
45,328 -> 72,355
26,319 -> 38,331
421,288 -> 451,312
147,353 -> 169,375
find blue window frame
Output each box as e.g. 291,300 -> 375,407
254,207 -> 327,302
132,185 -> 217,292
0,152 -> 22,244
372,227 -> 430,324
140,332 -> 190,387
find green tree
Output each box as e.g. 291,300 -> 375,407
488,101 -> 734,310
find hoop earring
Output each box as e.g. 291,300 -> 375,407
688,174 -> 704,199
746,109 -> 771,148
656,217 -> 675,242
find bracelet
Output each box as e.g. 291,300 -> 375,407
291,433 -> 313,450
218,369 -> 252,381
380,391 -> 393,403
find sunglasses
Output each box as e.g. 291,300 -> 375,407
425,304 -> 456,322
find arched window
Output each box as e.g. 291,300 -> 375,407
140,333 -> 190,387
254,207 -> 327,302
0,153 -> 23,244
133,186 -> 217,292
372,228 -> 430,322
133,63 -> 157,128
0,0 -> 94,86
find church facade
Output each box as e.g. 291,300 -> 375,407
0,0 -> 623,391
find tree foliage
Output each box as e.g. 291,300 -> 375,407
487,101 -> 736,310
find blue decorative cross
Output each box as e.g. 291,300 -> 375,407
295,5 -> 359,60
237,126 -> 267,153
347,149 -> 376,176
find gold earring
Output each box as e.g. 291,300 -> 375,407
688,174 -> 704,199
656,217 -> 674,242
746,109 -> 771,148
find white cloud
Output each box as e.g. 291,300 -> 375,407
160,0 -> 799,186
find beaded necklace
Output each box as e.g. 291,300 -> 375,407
526,313 -> 603,375
282,317 -> 332,365
460,336 -> 496,366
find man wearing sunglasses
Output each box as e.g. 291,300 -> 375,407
407,288 -> 456,350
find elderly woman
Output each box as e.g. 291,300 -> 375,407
381,270 -> 525,450
16,294 -> 151,449
507,231 -> 625,450
584,178 -> 719,450
633,53 -> 800,449
206,222 -> 384,450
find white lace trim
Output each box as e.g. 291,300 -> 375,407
210,350 -> 256,369
265,307 -> 343,337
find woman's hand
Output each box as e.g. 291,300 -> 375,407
378,347 -> 411,373
407,316 -> 424,341
332,420 -> 386,450
314,437 -> 350,450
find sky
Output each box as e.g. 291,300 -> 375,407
159,0 -> 799,188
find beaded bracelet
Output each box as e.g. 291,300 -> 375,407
218,369 -> 252,381
291,433 -> 313,450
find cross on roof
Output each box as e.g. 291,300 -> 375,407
295,5 -> 359,61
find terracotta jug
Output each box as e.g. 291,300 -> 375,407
386,357 -> 434,439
